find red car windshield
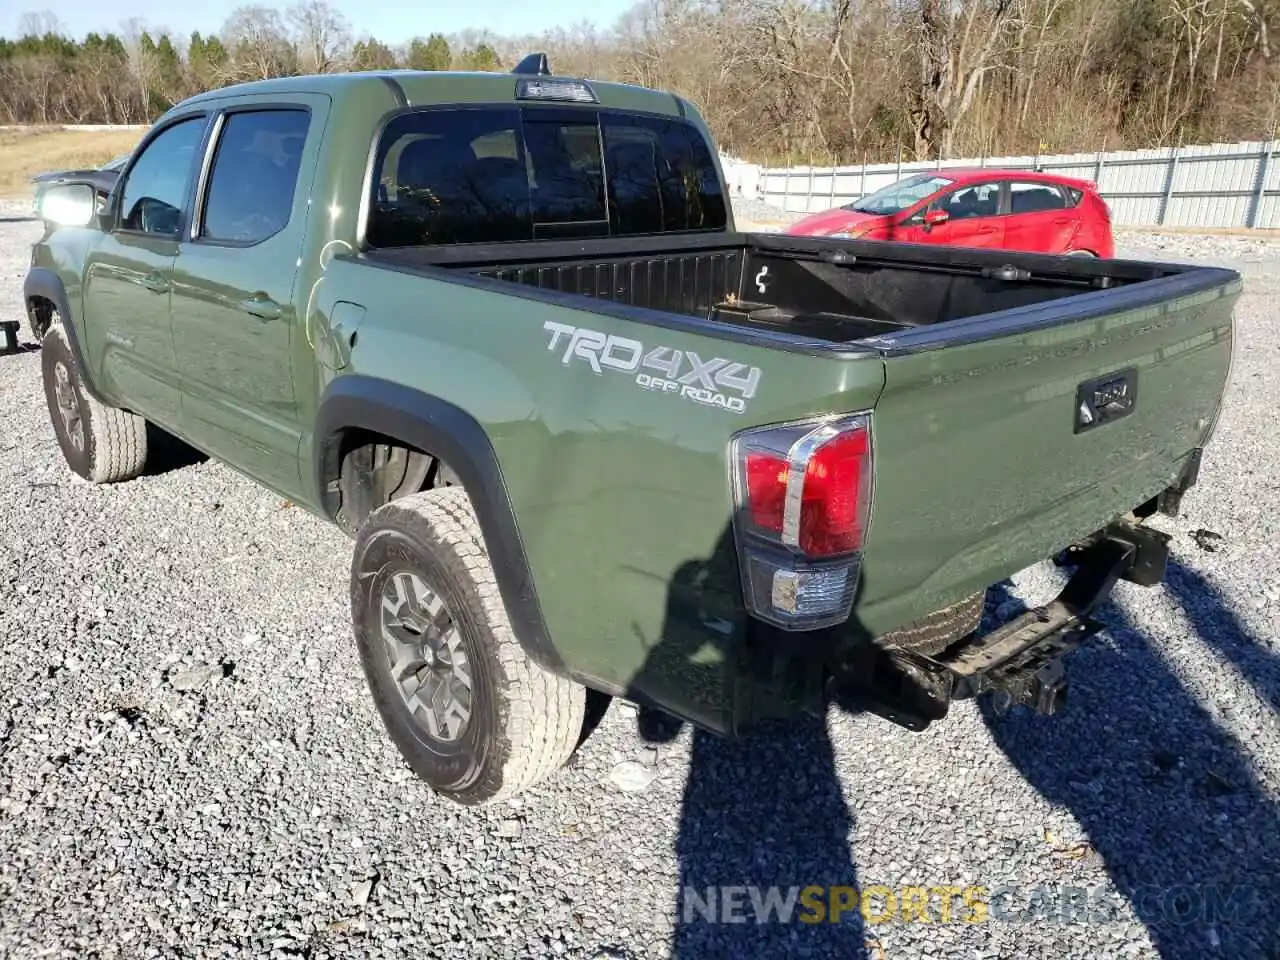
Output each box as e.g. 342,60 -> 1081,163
844,173 -> 954,215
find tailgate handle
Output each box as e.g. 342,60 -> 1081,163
1075,368 -> 1138,434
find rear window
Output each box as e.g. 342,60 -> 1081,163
1008,181 -> 1070,213
366,106 -> 727,247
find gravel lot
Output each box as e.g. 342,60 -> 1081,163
1,198 -> 1277,960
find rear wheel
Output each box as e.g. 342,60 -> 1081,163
350,486 -> 585,805
40,319 -> 148,483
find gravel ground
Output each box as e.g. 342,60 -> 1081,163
1,198 -> 1278,960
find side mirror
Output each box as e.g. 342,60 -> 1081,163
923,208 -> 950,228
37,182 -> 98,228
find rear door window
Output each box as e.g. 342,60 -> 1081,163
1008,181 -> 1069,214
199,108 -> 311,245
367,106 -> 727,248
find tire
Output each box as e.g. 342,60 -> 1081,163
40,319 -> 148,483
877,590 -> 986,657
350,486 -> 586,805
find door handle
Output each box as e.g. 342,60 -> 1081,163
977,225 -> 997,234
140,272 -> 169,294
239,294 -> 282,321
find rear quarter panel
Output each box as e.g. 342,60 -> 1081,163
1079,196 -> 1115,257
312,259 -> 886,726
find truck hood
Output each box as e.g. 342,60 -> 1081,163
30,169 -> 120,193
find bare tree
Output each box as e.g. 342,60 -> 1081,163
17,10 -> 65,37
220,5 -> 297,80
1238,0 -> 1272,59
1016,0 -> 1068,127
912,0 -> 1020,159
119,18 -> 153,123
288,0 -> 351,73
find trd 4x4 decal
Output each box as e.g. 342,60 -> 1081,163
542,321 -> 762,414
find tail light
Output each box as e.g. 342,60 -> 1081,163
729,413 -> 874,630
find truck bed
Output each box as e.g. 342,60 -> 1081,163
364,231 -> 1192,352
344,220 -> 1238,708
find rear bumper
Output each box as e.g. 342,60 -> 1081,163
828,516 -> 1171,729
723,458 -> 1199,736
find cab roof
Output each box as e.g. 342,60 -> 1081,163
176,69 -> 691,120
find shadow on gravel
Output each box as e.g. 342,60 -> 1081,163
981,575 -> 1280,960
1164,558 -> 1280,715
641,711 -> 869,959
633,525 -> 871,960
142,422 -> 209,476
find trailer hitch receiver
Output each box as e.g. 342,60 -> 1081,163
830,518 -> 1169,730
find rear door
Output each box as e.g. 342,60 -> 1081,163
170,96 -> 327,495
1002,180 -> 1080,254
895,181 -> 1004,250
853,269 -> 1239,637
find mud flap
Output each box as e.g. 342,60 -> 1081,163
0,320 -> 19,355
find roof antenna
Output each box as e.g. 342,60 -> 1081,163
512,53 -> 551,76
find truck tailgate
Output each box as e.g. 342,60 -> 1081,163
854,266 -> 1241,636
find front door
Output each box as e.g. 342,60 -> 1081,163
170,101 -> 322,496
895,180 -> 1005,250
81,114 -> 208,426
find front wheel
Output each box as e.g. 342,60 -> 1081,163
350,486 -> 586,805
40,320 -> 148,483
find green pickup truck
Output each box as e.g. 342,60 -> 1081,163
25,57 -> 1240,805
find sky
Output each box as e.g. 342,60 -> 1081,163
4,0 -> 637,45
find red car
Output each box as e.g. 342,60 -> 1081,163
785,169 -> 1114,258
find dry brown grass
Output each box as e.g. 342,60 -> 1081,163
0,127 -> 146,197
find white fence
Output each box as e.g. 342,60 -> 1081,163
723,140 -> 1280,230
